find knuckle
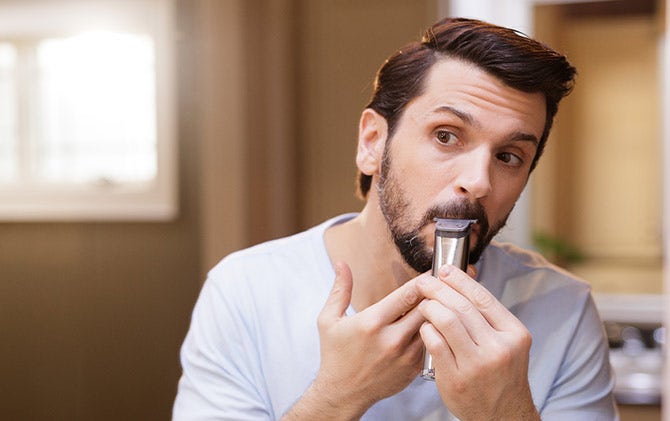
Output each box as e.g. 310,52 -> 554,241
316,312 -> 328,330
439,309 -> 460,331
471,285 -> 495,309
357,317 -> 380,336
385,334 -> 406,356
495,347 -> 515,366
453,299 -> 473,315
516,329 -> 533,350
479,345 -> 513,371
401,286 -> 420,308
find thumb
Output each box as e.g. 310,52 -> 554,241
318,261 -> 353,327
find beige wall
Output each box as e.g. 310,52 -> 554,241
0,1 -> 437,419
532,5 -> 664,294
198,0 -> 436,267
297,0 -> 436,227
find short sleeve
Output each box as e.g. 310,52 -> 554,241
172,273 -> 273,420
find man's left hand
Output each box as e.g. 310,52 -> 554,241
417,264 -> 540,421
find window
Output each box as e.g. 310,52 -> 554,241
0,0 -> 176,220
0,42 -> 17,184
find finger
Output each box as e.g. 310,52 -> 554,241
417,274 -> 491,345
391,303 -> 427,335
466,264 -> 478,279
393,308 -> 428,355
419,298 -> 477,357
368,273 -> 428,325
318,262 -> 353,326
419,321 -> 456,369
438,265 -> 522,331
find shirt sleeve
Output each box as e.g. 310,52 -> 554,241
172,273 -> 274,420
540,294 -> 619,421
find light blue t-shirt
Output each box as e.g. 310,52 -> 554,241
173,214 -> 618,420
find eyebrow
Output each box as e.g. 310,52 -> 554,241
434,105 -> 540,147
435,105 -> 477,127
508,131 -> 540,147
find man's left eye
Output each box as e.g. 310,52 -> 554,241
435,130 -> 458,145
497,152 -> 523,166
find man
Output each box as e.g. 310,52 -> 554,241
174,18 -> 617,420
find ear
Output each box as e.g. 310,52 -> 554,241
355,108 -> 388,176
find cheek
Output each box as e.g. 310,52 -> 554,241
487,179 -> 527,219
392,154 -> 445,202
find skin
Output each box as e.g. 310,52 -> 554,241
283,57 -> 546,420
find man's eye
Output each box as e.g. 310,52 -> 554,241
435,130 -> 457,145
497,152 -> 523,167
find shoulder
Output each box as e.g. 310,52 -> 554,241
480,241 -> 595,326
211,213 -> 355,272
481,241 -> 591,295
204,213 -> 357,301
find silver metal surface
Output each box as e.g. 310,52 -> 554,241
421,218 -> 476,381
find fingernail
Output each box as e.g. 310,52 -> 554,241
438,264 -> 453,277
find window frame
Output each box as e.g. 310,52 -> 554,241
0,0 -> 177,221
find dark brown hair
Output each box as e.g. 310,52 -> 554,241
357,17 -> 576,198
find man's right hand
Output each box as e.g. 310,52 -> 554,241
282,261 -> 427,420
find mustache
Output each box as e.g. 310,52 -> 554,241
421,200 -> 489,232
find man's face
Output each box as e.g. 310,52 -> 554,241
375,58 -> 546,273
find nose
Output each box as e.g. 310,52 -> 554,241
454,147 -> 492,200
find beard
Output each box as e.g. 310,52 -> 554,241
376,147 -> 511,274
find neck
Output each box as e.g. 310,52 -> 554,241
324,203 -> 415,311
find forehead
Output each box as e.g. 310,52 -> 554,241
406,58 -> 546,136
